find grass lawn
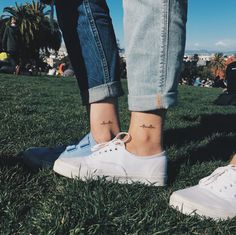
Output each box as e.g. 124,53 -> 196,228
1,74 -> 236,234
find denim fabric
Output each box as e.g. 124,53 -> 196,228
55,0 -> 123,105
124,0 -> 187,111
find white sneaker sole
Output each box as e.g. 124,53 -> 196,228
169,192 -> 235,220
53,158 -> 166,186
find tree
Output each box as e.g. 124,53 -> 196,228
181,60 -> 198,84
1,1 -> 61,65
209,52 -> 226,78
197,65 -> 214,81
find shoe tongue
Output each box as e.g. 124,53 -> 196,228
199,166 -> 236,200
88,132 -> 97,146
79,133 -> 97,148
230,165 -> 236,170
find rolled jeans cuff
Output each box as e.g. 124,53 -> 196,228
128,92 -> 178,111
81,81 -> 124,105
124,0 -> 187,112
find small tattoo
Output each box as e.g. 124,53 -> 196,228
140,124 -> 155,129
100,121 -> 113,125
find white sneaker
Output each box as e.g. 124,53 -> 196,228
169,165 -> 236,220
53,132 -> 167,186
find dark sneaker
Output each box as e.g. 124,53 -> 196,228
22,133 -> 96,170
22,145 -> 67,170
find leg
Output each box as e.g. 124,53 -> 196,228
22,0 -> 123,170
53,0 -> 187,186
90,98 -> 120,142
126,110 -> 166,156
124,0 -> 187,156
56,0 -> 123,143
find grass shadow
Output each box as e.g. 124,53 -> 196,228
165,113 -> 236,147
0,154 -> 23,166
166,113 -> 236,183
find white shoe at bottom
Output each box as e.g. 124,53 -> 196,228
53,132 -> 167,186
169,165 -> 236,220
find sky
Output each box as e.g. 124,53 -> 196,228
1,0 -> 236,51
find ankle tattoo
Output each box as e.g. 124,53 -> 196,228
100,121 -> 113,125
140,124 -> 155,129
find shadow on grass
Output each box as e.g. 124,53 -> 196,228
1,113 -> 236,180
165,113 -> 236,147
0,154 -> 23,168
0,154 -> 48,175
166,113 -> 236,183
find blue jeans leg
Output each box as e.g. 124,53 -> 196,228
124,0 -> 187,111
56,0 -> 124,105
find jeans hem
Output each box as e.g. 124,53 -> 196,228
128,92 -> 178,111
81,81 -> 124,105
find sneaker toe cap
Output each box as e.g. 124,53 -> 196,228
170,186 -> 236,219
22,146 -> 65,170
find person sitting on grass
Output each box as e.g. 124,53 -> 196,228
22,0 -> 236,221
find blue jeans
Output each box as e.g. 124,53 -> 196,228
55,0 -> 124,105
124,0 -> 187,111
56,0 -> 187,110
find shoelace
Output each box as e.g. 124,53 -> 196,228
91,132 -> 131,152
199,165 -> 236,186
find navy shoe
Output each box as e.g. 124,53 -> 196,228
22,133 -> 96,170
22,145 -> 66,170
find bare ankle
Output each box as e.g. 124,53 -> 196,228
90,98 -> 120,143
92,130 -> 118,143
230,154 -> 236,165
126,111 -> 165,156
126,136 -> 163,156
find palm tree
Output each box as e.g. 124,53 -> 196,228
2,1 -> 61,64
209,52 -> 226,78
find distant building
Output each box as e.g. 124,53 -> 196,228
198,55 -> 212,61
183,54 -> 214,62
